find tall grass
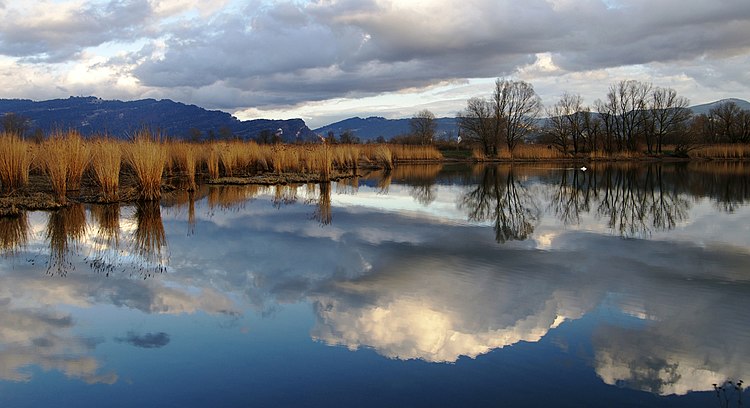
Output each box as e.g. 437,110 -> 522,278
169,142 -> 198,191
90,139 -> 122,202
370,145 -> 393,170
389,145 -> 442,161
206,144 -> 221,180
498,144 -> 569,160
691,144 -> 750,159
39,134 -> 70,203
64,130 -> 90,190
124,131 -> 168,201
0,133 -> 33,194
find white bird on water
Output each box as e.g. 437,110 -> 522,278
580,166 -> 587,171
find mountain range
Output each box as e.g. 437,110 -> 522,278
0,96 -> 316,142
1,96 -> 748,142
313,116 -> 459,141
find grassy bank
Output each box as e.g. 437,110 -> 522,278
2,131 -> 749,214
0,132 -> 442,212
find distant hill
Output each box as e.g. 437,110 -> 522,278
314,99 -> 750,142
689,98 -> 750,116
0,96 -> 316,142
314,116 -> 459,142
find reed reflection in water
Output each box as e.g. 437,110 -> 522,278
132,201 -> 168,277
88,203 -> 121,276
0,212 -> 29,256
46,203 -> 87,276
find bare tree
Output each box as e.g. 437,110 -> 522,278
594,98 -> 618,153
1,112 -> 31,138
649,87 -> 691,153
458,97 -> 495,156
545,92 -> 586,154
604,80 -> 652,151
409,109 -> 437,145
493,79 -> 542,154
710,101 -> 748,143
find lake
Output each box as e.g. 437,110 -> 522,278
1,162 -> 748,407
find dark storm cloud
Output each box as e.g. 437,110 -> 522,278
0,0 -> 155,62
125,0 -> 750,107
115,331 -> 171,348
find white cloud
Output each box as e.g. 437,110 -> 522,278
1,0 -> 749,123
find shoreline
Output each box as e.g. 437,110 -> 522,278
2,156 -> 748,215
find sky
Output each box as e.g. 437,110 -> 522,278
0,0 -> 749,128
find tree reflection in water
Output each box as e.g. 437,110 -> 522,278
460,165 -> 540,243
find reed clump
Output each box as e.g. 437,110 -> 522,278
303,144 -> 332,180
90,139 -> 122,202
38,133 -> 70,203
370,145 -> 393,170
124,131 -> 168,201
64,130 -> 90,190
691,144 -> 750,159
169,142 -> 198,191
389,145 -> 442,161
206,144 -> 221,180
0,132 -> 33,194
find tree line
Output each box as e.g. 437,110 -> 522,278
436,79 -> 749,157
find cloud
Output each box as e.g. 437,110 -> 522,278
0,0 -> 157,62
0,0 -> 749,117
0,306 -> 116,383
115,331 -> 171,348
124,0 -> 750,109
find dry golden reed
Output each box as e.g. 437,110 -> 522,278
39,133 -> 70,203
691,144 -> 750,159
90,139 -> 122,202
124,131 -> 168,201
169,141 -> 198,190
64,130 -> 90,190
389,145 -> 442,161
0,132 -> 33,194
370,145 -> 393,170
498,144 -> 569,160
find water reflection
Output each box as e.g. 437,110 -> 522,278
0,213 -> 29,256
460,165 -> 540,242
46,204 -> 87,276
314,182 -> 333,225
0,304 -> 117,384
0,162 -> 748,405
132,201 -> 168,277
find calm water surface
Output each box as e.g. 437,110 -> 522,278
1,163 -> 749,407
